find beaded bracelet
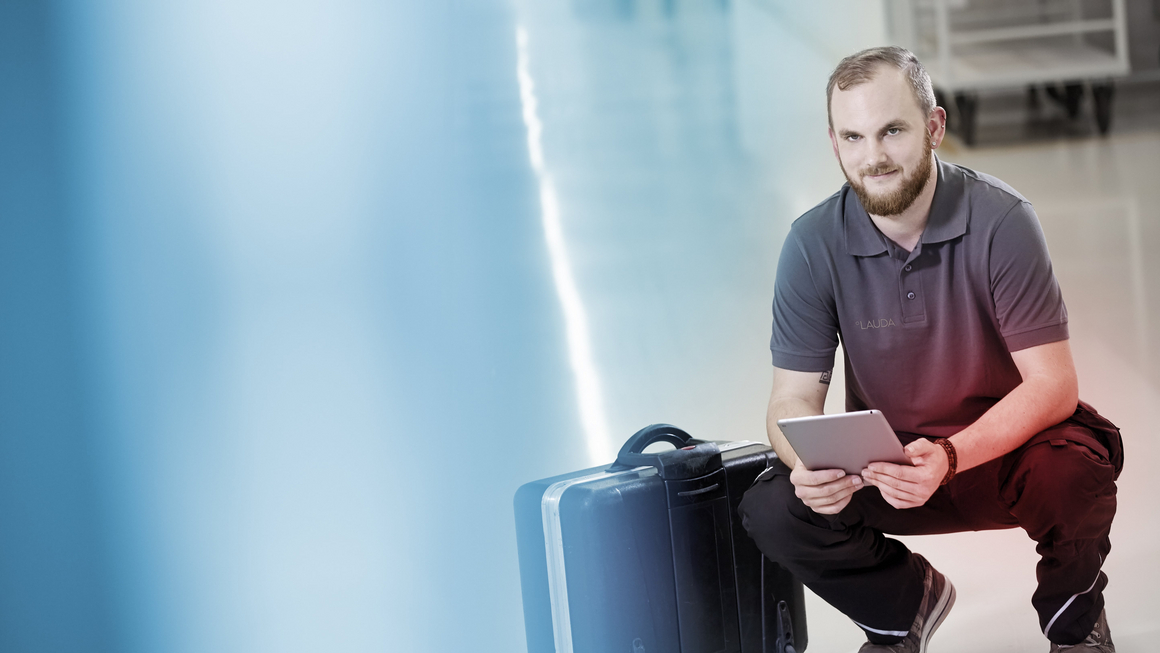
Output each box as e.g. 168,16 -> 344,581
934,438 -> 957,486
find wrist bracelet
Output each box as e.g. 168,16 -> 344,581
934,438 -> 957,486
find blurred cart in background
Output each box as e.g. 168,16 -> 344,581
887,0 -> 1131,144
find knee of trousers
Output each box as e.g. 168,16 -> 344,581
1004,440 -> 1118,542
738,473 -> 837,567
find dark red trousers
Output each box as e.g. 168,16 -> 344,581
738,402 -> 1122,646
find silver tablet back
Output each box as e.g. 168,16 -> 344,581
777,410 -> 910,475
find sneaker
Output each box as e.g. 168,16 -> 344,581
858,554 -> 956,653
1049,609 -> 1114,652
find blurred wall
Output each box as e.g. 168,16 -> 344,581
3,1 -> 582,652
0,1 -> 116,650
732,0 -> 888,213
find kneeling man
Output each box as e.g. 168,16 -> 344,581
739,47 -> 1122,653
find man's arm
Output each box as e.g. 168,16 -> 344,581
769,365 -> 864,514
862,339 -> 1079,509
766,367 -> 828,466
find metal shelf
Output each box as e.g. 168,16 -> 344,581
950,19 -> 1118,46
887,0 -> 1130,144
925,40 -> 1126,88
888,0 -> 1130,92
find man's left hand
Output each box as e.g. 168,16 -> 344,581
860,439 -> 949,509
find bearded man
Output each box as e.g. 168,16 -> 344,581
738,47 -> 1123,652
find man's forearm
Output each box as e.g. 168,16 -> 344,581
766,397 -> 823,469
766,367 -> 831,469
949,372 -> 1078,473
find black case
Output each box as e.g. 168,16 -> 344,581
514,424 -> 806,653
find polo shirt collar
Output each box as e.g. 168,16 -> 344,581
843,189 -> 887,256
921,157 -> 968,245
843,156 -> 968,257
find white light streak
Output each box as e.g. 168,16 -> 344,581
515,26 -> 614,465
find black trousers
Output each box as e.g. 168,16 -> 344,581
738,403 -> 1122,646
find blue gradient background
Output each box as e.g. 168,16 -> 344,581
4,1 -> 1158,652
4,2 -> 578,651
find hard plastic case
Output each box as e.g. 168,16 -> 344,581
514,424 -> 806,653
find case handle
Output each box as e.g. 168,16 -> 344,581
607,424 -> 720,479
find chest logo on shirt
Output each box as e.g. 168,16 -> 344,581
857,318 -> 897,330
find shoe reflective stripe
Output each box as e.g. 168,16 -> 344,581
851,619 -> 909,638
1043,555 -> 1103,639
921,581 -> 956,653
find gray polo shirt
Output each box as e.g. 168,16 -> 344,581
770,158 -> 1068,437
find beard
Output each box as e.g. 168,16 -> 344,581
842,131 -> 933,216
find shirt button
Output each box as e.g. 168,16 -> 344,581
904,264 -> 912,271
907,291 -> 916,300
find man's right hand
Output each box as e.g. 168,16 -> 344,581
789,459 -> 863,515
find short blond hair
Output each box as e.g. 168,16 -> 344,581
827,46 -> 936,128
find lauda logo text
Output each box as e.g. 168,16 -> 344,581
857,318 -> 896,329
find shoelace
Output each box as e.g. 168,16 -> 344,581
1054,628 -> 1106,650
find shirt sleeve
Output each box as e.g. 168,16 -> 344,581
770,228 -> 840,371
989,201 -> 1069,352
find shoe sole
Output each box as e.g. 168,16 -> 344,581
918,578 -> 956,653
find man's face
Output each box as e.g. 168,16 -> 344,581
828,66 -> 941,216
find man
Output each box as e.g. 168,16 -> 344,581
738,47 -> 1123,652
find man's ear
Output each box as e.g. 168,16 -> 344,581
927,106 -> 948,149
828,128 -> 841,161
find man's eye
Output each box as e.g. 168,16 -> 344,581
846,135 -> 861,142
887,128 -> 901,135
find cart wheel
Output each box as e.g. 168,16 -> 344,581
1046,83 -> 1084,119
1092,82 -> 1114,135
954,92 -> 978,146
1064,83 -> 1084,119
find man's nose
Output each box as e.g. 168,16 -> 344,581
867,140 -> 890,172
866,138 -> 889,167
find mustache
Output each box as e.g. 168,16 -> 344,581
862,165 -> 898,176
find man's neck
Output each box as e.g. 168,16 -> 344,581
868,153 -> 938,253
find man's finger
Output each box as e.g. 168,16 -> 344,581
866,462 -> 922,482
874,483 -> 918,509
880,492 -> 917,510
811,495 -> 854,515
905,438 -> 939,454
814,482 -> 861,505
862,469 -> 909,491
806,485 -> 860,513
798,468 -> 847,486
868,481 -> 906,509
871,477 -> 924,504
903,439 -> 929,455
796,475 -> 862,501
798,479 -> 861,506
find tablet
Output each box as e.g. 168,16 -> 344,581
776,410 -> 911,475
